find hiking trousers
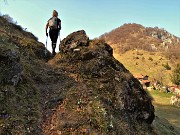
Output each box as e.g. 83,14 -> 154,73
49,29 -> 59,53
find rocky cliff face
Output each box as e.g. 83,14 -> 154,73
146,27 -> 180,46
1,16 -> 155,134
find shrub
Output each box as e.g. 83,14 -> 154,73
142,57 -> 145,61
148,57 -> 153,61
162,62 -> 171,70
2,14 -> 16,24
154,62 -> 158,65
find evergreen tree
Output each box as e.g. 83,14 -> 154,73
171,64 -> 180,85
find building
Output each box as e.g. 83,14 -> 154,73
134,74 -> 150,87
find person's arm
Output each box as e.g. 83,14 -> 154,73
46,22 -> 49,36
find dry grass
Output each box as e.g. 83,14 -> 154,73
113,50 -> 173,85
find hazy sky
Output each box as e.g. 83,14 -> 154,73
0,0 -> 180,51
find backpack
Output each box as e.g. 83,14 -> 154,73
48,17 -> 58,29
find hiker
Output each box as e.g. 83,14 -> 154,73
46,10 -> 61,56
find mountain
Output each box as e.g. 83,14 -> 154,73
0,16 -> 179,134
99,23 -> 180,85
100,23 -> 180,57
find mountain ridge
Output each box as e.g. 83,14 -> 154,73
100,23 -> 180,55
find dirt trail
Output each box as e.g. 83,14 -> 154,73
42,98 -> 68,135
35,59 -> 77,134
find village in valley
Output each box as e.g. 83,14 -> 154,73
134,73 -> 180,107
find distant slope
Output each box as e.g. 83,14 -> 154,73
100,23 -> 180,57
100,23 -> 180,85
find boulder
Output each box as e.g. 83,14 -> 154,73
53,30 -> 155,134
60,30 -> 89,53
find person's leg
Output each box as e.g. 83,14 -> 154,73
52,31 -> 58,55
49,30 -> 54,53
52,42 -> 56,55
49,30 -> 57,56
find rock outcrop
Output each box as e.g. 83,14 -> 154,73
60,30 -> 89,53
44,30 -> 155,134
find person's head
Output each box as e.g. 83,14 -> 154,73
52,10 -> 58,17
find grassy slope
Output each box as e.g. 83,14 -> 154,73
113,50 -> 173,85
0,16 -> 51,134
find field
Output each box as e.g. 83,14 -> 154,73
148,90 -> 180,134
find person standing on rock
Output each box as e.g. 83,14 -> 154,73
46,10 -> 61,56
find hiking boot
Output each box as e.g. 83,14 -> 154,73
52,49 -> 56,56
53,52 -> 56,56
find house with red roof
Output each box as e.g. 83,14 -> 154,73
134,74 -> 150,88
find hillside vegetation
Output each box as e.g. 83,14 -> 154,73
114,50 -> 172,85
0,15 -> 51,134
100,23 -> 180,60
